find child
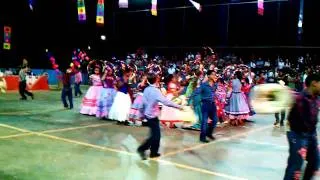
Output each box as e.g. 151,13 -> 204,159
0,72 -> 7,93
61,68 -> 74,109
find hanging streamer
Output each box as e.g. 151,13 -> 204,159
119,0 -> 128,8
96,0 -> 104,24
189,0 -> 201,12
151,0 -> 157,16
3,26 -> 11,50
257,0 -> 264,16
29,0 -> 34,11
77,0 -> 86,21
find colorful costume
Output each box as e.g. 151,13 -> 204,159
108,79 -> 132,122
96,76 -> 117,118
215,83 -> 227,120
80,74 -> 103,115
129,83 -> 147,124
224,79 -> 250,120
187,78 -> 202,130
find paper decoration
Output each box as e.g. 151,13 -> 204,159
151,0 -> 157,16
3,26 -> 11,50
77,0 -> 86,21
119,0 -> 128,8
96,0 -> 104,24
258,0 -> 264,16
189,0 -> 201,12
29,0 -> 34,11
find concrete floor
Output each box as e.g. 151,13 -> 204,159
0,90 -> 319,180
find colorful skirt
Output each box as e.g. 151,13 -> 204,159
159,105 -> 196,128
224,92 -> 250,120
129,93 -> 143,121
108,92 -> 132,122
80,86 -> 103,115
96,88 -> 117,118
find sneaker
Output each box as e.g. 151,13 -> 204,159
200,139 -> 209,143
274,121 -> 279,126
280,121 -> 284,127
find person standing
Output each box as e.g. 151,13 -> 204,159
193,70 -> 218,143
274,71 -> 289,127
19,66 -> 34,100
137,73 -> 183,160
74,70 -> 83,97
61,68 -> 74,109
284,74 -> 320,180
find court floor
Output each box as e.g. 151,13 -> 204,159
0,90 -> 318,180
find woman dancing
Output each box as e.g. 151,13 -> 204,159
224,71 -> 250,126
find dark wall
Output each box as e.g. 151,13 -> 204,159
0,0 -> 319,68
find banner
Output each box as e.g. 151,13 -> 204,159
3,26 -> 11,50
78,0 -> 86,21
258,0 -> 264,16
96,0 -> 104,24
151,0 -> 157,16
119,0 -> 128,8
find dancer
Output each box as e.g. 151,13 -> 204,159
96,65 -> 117,119
0,71 -> 7,93
74,70 -> 83,97
284,74 -> 320,180
215,78 -> 227,124
137,73 -> 184,160
61,68 -> 74,109
80,66 -> 103,115
224,71 -> 250,126
187,71 -> 202,130
18,66 -> 34,100
274,71 -> 288,127
192,70 -> 218,143
108,70 -> 133,124
129,74 -> 148,125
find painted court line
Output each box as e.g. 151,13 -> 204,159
159,125 -> 274,158
239,139 -> 288,149
156,159 -> 248,180
0,123 -> 248,180
0,123 -> 111,139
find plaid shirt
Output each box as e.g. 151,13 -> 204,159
288,90 -> 319,133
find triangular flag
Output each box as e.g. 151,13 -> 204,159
189,0 -> 201,12
151,0 -> 157,16
119,0 -> 128,8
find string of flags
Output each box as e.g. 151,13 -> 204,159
96,0 -> 104,25
3,26 -> 11,50
151,0 -> 157,16
189,0 -> 202,12
258,0 -> 264,16
77,0 -> 87,22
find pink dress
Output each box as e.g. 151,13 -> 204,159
80,74 -> 103,115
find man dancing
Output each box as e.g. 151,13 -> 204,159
284,74 -> 320,179
19,66 -> 34,100
137,73 -> 184,160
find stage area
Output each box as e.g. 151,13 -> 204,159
0,90 -> 318,180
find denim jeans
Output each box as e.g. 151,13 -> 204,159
61,87 -> 73,109
200,101 -> 218,141
284,131 -> 319,180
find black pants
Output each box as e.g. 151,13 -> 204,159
61,87 -> 73,109
19,81 -> 33,99
138,117 -> 161,155
275,109 -> 286,123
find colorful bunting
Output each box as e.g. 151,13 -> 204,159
119,0 -> 128,8
3,26 -> 11,50
258,0 -> 264,16
77,0 -> 86,21
96,0 -> 104,24
151,0 -> 157,16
